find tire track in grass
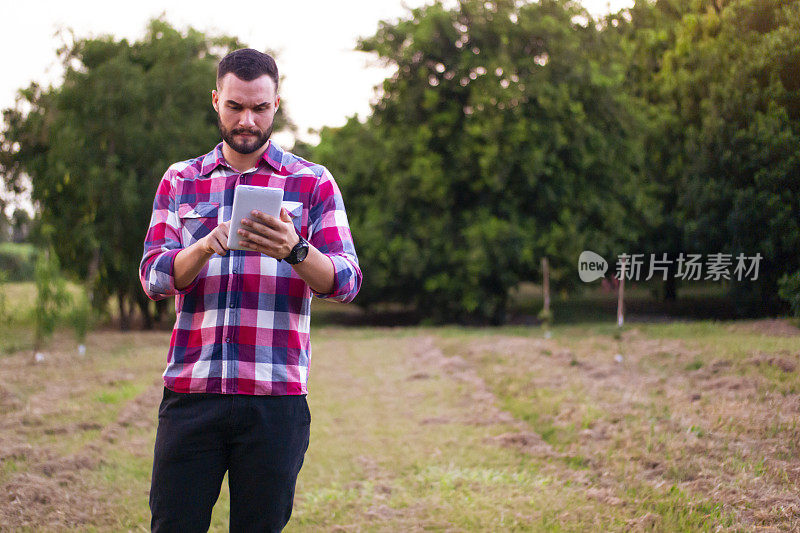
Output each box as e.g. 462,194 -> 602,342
289,330 -> 622,532
0,331 -> 166,531
448,329 -> 799,530
0,379 -> 163,530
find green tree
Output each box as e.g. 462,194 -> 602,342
1,19 -> 295,328
603,0 -> 693,301
778,270 -> 800,318
618,0 -> 800,314
315,0 -> 658,323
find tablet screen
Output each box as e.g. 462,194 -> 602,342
226,185 -> 284,251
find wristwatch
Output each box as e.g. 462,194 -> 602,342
283,235 -> 309,265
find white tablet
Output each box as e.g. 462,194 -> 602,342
226,185 -> 284,251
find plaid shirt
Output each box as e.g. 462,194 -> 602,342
139,141 -> 361,395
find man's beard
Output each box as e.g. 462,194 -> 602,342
217,116 -> 273,155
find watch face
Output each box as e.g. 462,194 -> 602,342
295,243 -> 309,262
286,237 -> 309,264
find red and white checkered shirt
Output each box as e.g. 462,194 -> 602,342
139,141 -> 361,395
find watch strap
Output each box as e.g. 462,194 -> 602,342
284,235 -> 309,265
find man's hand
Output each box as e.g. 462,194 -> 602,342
200,221 -> 231,256
238,208 -> 300,259
174,221 -> 229,290
237,208 -> 335,293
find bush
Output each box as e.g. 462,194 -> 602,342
0,242 -> 37,281
778,270 -> 800,318
33,250 -> 72,350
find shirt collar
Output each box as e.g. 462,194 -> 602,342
262,140 -> 284,172
200,140 -> 284,176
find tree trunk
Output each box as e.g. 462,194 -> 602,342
86,249 -> 101,298
663,275 -> 677,302
155,299 -> 167,323
138,297 -> 153,330
118,292 -> 130,331
127,297 -> 137,329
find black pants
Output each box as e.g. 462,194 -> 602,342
149,387 -> 310,533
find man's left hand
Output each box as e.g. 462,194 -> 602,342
238,208 -> 300,260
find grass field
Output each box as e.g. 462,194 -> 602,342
1,283 -> 799,531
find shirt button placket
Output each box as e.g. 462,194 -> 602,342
225,253 -> 240,376
230,255 -> 239,308
223,175 -> 242,388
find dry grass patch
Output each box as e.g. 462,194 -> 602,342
1,320 -> 796,531
446,322 -> 799,530
0,330 -> 167,531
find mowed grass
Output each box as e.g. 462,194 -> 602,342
0,298 -> 798,530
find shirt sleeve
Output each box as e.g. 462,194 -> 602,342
138,168 -> 201,301
307,167 -> 362,303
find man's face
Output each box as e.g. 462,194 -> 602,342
212,73 -> 280,155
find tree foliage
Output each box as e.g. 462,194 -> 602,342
316,0 -> 799,321
1,19 -> 294,327
314,0 -> 657,322
615,0 -> 800,313
3,1 -> 797,326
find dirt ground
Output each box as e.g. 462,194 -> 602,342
447,326 -> 800,530
1,321 -> 798,531
0,331 -> 166,530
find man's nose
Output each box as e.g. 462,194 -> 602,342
239,109 -> 256,127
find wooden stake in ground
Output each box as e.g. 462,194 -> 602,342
542,257 -> 550,317
617,256 -> 626,328
538,257 -> 553,337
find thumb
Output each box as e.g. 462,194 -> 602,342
280,207 -> 292,222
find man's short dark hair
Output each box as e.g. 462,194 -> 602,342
217,48 -> 279,91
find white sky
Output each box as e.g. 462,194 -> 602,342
2,0 -> 630,213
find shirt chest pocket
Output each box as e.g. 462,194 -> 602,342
282,201 -> 304,236
178,202 -> 219,246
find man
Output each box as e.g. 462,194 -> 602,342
139,48 -> 361,532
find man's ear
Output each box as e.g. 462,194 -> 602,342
275,94 -> 281,112
211,89 -> 219,113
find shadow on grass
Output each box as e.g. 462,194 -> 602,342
309,280 -> 790,328
309,287 -> 753,328
4,280 -> 783,338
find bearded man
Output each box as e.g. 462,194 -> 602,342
139,48 -> 361,533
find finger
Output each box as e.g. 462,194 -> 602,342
280,207 -> 292,223
241,218 -> 282,241
240,239 -> 277,256
209,235 -> 226,256
219,235 -> 230,252
214,229 -> 229,251
238,228 -> 277,250
250,210 -> 283,230
219,221 -> 230,238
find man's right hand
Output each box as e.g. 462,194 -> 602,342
200,221 -> 231,256
174,221 -> 230,290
